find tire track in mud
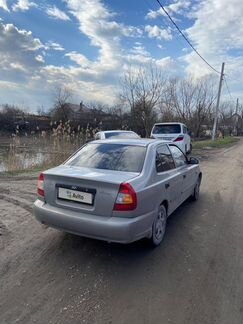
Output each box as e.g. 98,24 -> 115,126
0,219 -> 10,250
0,175 -> 38,182
0,194 -> 33,213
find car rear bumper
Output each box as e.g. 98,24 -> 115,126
33,199 -> 155,244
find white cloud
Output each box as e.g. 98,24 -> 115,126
168,1 -> 191,15
146,8 -> 164,20
0,22 -> 44,52
145,25 -> 172,41
61,0 -> 146,93
65,52 -> 91,68
35,54 -> 45,63
146,0 -> 191,19
46,41 -> 65,51
0,22 -> 45,82
0,1 -> 180,108
9,62 -> 27,72
0,0 -> 9,12
183,0 -> 243,78
12,0 -> 37,12
156,56 -> 176,70
130,45 -> 150,57
46,6 -> 71,21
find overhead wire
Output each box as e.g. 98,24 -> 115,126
145,0 -> 237,101
223,77 -> 234,102
155,0 -> 221,74
143,0 -> 185,48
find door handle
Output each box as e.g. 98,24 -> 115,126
165,183 -> 170,189
183,174 -> 186,179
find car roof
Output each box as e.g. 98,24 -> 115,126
153,122 -> 184,126
99,130 -> 137,134
90,138 -> 171,147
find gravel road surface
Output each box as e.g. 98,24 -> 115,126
0,141 -> 243,324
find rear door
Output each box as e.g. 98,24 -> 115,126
169,145 -> 197,202
154,144 -> 182,213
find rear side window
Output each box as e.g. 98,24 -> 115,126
156,145 -> 175,173
66,143 -> 146,172
152,124 -> 181,134
169,145 -> 187,168
183,126 -> 187,134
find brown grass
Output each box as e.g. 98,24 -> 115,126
3,121 -> 98,172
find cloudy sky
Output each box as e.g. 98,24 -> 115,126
0,0 -> 242,112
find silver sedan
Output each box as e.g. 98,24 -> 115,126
33,139 -> 202,246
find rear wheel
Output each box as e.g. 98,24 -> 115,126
150,204 -> 167,246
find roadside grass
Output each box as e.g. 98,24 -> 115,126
192,136 -> 240,149
1,120 -> 89,173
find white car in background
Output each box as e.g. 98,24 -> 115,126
94,130 -> 140,140
151,122 -> 192,154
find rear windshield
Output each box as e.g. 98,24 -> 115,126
66,143 -> 146,172
152,124 -> 181,134
105,132 -> 139,139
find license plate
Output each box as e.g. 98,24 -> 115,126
58,187 -> 93,205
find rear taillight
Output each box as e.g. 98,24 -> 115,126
113,183 -> 137,211
174,135 -> 184,142
37,173 -> 45,197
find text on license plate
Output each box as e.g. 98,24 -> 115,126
58,187 -> 93,205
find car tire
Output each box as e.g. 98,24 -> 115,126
191,177 -> 201,201
186,143 -> 192,155
150,204 -> 167,246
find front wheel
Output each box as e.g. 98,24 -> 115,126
191,177 -> 201,201
187,143 -> 192,155
150,205 -> 167,246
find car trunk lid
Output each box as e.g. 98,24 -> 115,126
153,134 -> 178,141
43,165 -> 139,217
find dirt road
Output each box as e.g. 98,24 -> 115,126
0,141 -> 243,324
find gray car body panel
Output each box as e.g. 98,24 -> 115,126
33,139 -> 201,243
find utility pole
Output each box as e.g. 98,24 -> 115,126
212,62 -> 225,141
235,98 -> 239,136
236,97 -> 239,114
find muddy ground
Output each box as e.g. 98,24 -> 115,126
0,143 -> 243,324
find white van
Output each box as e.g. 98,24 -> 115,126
151,122 -> 192,154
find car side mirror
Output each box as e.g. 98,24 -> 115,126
188,157 -> 199,165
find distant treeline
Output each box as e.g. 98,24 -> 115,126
1,65 -> 243,138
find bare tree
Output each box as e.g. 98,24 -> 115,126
0,104 -> 23,133
121,65 -> 167,136
37,105 -> 46,116
192,77 -> 216,137
51,86 -> 73,122
164,77 -> 216,137
218,100 -> 243,136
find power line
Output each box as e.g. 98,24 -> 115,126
224,73 -> 242,85
143,0 -> 188,50
155,0 -> 221,74
224,77 -> 234,101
